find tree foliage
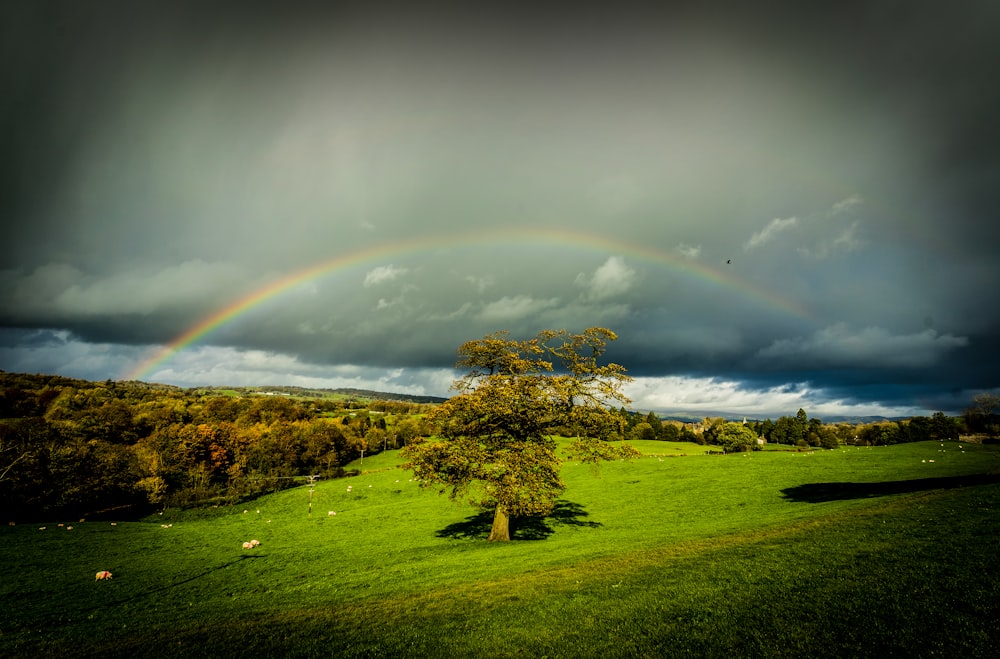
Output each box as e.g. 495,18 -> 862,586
717,422 -> 757,453
0,372 -> 438,520
965,393 -> 1000,435
402,328 -> 638,541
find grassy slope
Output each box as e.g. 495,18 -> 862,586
3,440 -> 999,657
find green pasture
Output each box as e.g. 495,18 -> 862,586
3,440 -> 999,657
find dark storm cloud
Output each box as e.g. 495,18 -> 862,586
1,1 -> 998,416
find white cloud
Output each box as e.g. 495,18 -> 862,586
575,256 -> 636,301
424,302 -> 474,321
363,264 -> 409,287
831,219 -> 863,252
797,218 -> 864,258
831,194 -> 863,215
133,344 -> 457,395
675,243 -> 702,259
478,295 -> 561,322
625,375 -> 927,419
464,274 -> 495,294
756,324 -> 968,368
744,217 -> 798,251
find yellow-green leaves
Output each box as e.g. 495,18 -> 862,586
401,328 -> 638,540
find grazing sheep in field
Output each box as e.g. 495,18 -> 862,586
242,541 -> 253,549
328,511 -> 336,516
249,539 -> 261,547
95,571 -> 113,581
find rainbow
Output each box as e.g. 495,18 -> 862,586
122,227 -> 810,381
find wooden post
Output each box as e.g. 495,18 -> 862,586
307,475 -> 319,514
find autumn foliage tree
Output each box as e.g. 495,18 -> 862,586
402,328 -> 639,542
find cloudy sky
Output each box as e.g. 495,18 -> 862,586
2,1 -> 998,418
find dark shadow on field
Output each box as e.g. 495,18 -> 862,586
108,555 -> 263,608
781,473 -> 1000,503
436,501 -> 601,541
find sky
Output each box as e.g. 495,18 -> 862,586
2,1 -> 998,419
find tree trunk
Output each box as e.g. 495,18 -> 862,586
487,505 -> 511,541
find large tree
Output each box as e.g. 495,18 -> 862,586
402,327 -> 639,541
717,422 -> 757,453
965,393 -> 1000,435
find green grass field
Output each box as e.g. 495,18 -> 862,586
4,440 -> 999,657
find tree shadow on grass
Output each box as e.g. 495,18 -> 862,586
437,501 -> 602,541
781,472 -> 1000,503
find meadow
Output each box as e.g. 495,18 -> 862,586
3,439 -> 999,657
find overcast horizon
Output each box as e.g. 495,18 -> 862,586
2,1 -> 998,419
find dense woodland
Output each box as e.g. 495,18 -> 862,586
0,371 -> 989,522
0,372 -> 436,521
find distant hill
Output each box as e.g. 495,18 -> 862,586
651,409 -> 904,424
316,387 -> 448,405
0,371 -> 449,405
205,384 -> 448,405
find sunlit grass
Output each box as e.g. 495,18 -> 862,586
3,440 -> 998,657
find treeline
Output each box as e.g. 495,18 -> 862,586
746,409 -> 961,447
0,372 -> 436,521
1,370 -> 985,520
618,407 -> 962,450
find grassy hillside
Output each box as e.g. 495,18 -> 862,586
3,440 -> 998,657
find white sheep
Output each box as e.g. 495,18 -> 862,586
328,511 -> 337,516
249,539 -> 261,547
242,541 -> 253,549
95,570 -> 113,581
